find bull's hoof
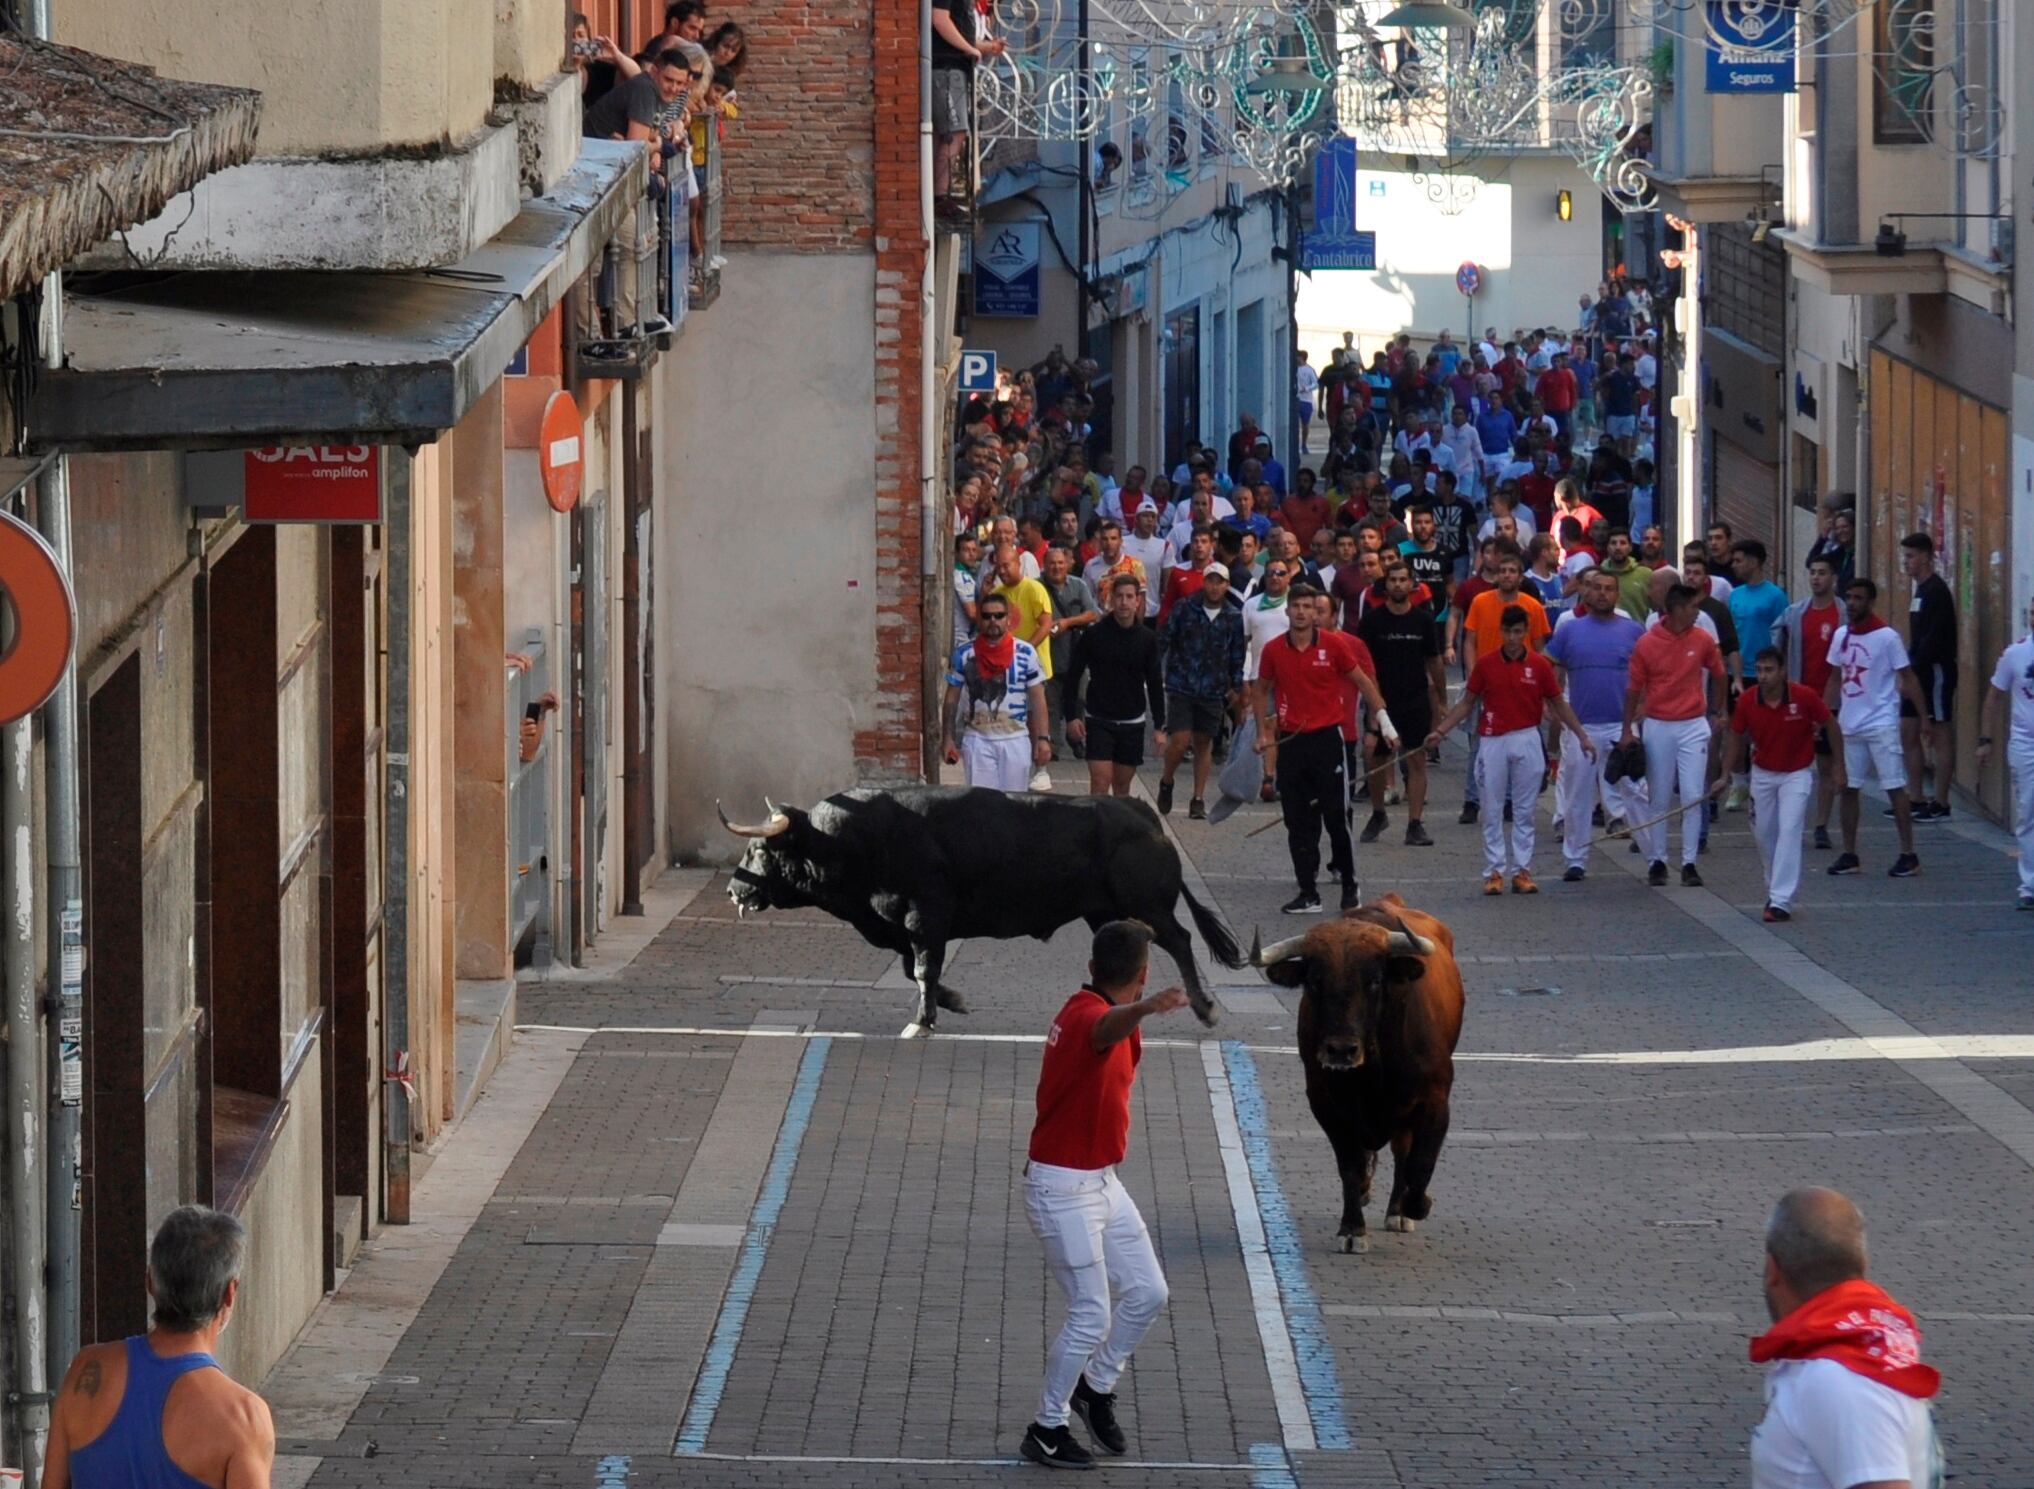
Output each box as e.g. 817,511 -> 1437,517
1195,999 -> 1221,1028
1385,1214 -> 1416,1233
936,986 -> 970,1014
1340,1233 -> 1369,1254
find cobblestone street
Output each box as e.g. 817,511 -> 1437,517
265,751 -> 2034,1488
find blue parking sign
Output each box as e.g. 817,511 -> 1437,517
959,349 -> 998,394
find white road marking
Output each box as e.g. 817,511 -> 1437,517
1200,1041 -> 1317,1453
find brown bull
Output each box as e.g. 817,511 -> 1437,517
1251,894 -> 1464,1253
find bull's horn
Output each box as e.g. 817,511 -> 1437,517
1249,928 -> 1309,967
1384,929 -> 1436,957
716,801 -> 792,838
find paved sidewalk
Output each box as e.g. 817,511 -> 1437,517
267,740 -> 2034,1487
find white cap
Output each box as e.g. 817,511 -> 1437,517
1204,562 -> 1231,581
1136,496 -> 1160,514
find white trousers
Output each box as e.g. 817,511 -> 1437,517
1475,727 -> 1543,875
961,731 -> 1032,791
2012,743 -> 2034,896
1751,765 -> 1815,911
1024,1163 -> 1169,1427
1639,715 -> 1711,867
1560,721 -> 1647,869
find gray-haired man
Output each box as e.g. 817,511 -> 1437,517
45,1205 -> 276,1488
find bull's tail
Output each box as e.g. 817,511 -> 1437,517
1181,882 -> 1246,969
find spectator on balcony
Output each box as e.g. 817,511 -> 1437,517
931,0 -> 1004,218
571,13 -> 639,113
705,20 -> 747,85
654,0 -> 709,51
584,43 -> 694,143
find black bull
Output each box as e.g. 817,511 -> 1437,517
719,786 -> 1242,1028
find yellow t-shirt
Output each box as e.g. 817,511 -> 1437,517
994,576 -> 1057,681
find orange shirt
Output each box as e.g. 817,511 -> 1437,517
1463,588 -> 1551,663
1627,622 -> 1724,721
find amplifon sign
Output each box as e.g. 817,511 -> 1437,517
243,446 -> 382,523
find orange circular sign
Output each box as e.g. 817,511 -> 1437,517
0,509 -> 76,725
539,391 -> 585,514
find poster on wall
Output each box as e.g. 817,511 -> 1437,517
974,223 -> 1041,317
1705,0 -> 1796,93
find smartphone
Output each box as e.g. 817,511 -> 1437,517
571,38 -> 602,58
524,702 -> 545,723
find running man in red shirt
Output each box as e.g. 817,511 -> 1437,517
1256,584 -> 1399,915
1719,647 -> 1847,921
1426,606 -> 1594,894
1020,920 -> 1190,1471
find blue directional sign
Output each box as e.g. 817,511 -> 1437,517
958,349 -> 998,394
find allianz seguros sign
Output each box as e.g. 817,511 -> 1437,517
1705,0 -> 1796,94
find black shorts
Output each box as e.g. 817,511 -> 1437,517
1379,696 -> 1432,748
1084,715 -> 1146,766
1900,662 -> 1956,723
1165,691 -> 1226,738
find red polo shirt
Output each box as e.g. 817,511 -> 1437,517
1030,989 -> 1141,1170
1467,646 -> 1561,735
1796,600 -> 1842,694
1730,682 -> 1831,773
1259,628 -> 1363,734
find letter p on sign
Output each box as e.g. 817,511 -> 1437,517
959,349 -> 998,394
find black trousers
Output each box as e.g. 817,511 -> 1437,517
1277,725 -> 1354,891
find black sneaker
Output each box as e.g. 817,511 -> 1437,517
1880,804 -> 1901,819
1826,853 -> 1862,875
1647,860 -> 1668,886
1922,802 -> 1950,822
1813,825 -> 1833,851
1459,801 -> 1480,824
1562,866 -> 1586,882
1359,811 -> 1388,843
1188,797 -> 1207,820
1763,905 -> 1792,923
1070,1376 -> 1125,1456
1681,863 -> 1704,888
1354,779 -> 1371,801
1281,890 -> 1323,915
2018,894 -> 2034,912
1888,853 -> 1921,878
1156,778 -> 1175,815
1021,1421 -> 1095,1470
1629,839 -> 1642,854
1591,805 -> 1606,827
1404,820 -> 1434,847
1503,802 -> 1514,822
1340,879 -> 1360,912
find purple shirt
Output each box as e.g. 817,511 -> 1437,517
1546,611 -> 1645,725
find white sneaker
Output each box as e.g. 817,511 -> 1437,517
1724,782 -> 1749,812
1029,769 -> 1053,792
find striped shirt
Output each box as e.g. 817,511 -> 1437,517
947,641 -> 1043,736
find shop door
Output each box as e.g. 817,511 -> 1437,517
1713,437 -> 1779,555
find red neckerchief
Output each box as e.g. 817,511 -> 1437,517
973,630 -> 1016,677
1845,613 -> 1887,635
1749,1280 -> 1940,1399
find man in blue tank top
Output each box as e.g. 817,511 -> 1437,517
45,1205 -> 275,1488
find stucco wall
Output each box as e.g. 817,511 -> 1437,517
660,253 -> 879,862
56,0 -> 492,155
213,1058 -> 325,1386
1295,157 -> 1605,359
495,0 -> 563,90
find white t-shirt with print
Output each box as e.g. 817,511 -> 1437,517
1750,1359 -> 1939,1489
1989,636 -> 2034,746
1829,624 -> 1912,735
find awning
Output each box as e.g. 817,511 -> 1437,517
0,37 -> 261,302
27,140 -> 648,453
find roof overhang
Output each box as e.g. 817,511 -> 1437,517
26,141 -> 647,454
0,37 -> 260,302
1773,228 -> 1947,297
1650,172 -> 1771,225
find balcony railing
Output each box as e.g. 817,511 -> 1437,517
688,121 -> 722,310
578,167 -> 680,377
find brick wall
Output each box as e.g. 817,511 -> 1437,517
854,0 -> 925,777
716,0 -> 875,251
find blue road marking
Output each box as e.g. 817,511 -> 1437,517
1249,1441 -> 1299,1488
673,1035 -> 833,1455
1222,1041 -> 1351,1451
593,1453 -> 630,1486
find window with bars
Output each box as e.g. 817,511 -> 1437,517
1872,0 -> 1934,144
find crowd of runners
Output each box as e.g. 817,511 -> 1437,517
942,318 -> 2034,919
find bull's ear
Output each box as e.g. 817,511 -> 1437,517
1383,956 -> 1425,985
1262,957 -> 1309,988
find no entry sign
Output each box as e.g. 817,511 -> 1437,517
540,392 -> 585,514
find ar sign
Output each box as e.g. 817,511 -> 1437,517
959,349 -> 998,394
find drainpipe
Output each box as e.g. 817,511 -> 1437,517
5,709 -> 46,1488
920,0 -> 940,774
381,453 -> 414,1224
